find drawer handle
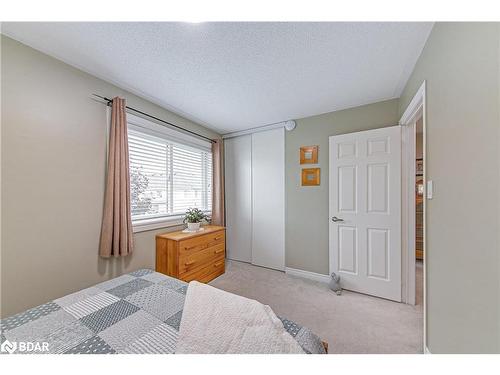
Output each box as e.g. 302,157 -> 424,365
214,236 -> 223,240
214,261 -> 223,267
184,244 -> 207,251
185,260 -> 195,266
214,248 -> 224,254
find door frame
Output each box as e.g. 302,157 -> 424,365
399,81 -> 427,349
400,115 -> 417,305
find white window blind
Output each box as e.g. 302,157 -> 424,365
128,126 -> 212,223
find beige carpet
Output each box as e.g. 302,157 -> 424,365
210,259 -> 423,354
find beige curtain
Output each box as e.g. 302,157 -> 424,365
211,139 -> 225,226
99,97 -> 134,257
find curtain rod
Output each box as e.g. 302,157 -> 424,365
92,94 -> 216,143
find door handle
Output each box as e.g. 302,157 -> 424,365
331,216 -> 344,222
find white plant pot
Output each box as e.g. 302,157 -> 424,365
187,222 -> 201,232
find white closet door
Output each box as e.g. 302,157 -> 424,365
251,128 -> 285,271
224,135 -> 252,263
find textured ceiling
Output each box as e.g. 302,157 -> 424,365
2,22 -> 433,133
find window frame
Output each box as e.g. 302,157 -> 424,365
124,112 -> 213,233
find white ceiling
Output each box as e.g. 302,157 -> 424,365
2,22 -> 433,134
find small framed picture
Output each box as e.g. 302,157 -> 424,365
302,168 -> 320,186
300,146 -> 318,164
416,158 -> 423,176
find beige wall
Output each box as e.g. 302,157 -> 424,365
0,36 -> 220,318
285,99 -> 399,274
399,23 -> 500,353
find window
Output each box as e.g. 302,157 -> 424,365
126,114 -> 212,229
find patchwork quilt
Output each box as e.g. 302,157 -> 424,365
0,269 -> 326,354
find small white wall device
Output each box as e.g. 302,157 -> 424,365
427,180 -> 433,199
284,120 -> 296,131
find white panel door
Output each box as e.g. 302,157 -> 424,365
251,128 -> 285,271
329,126 -> 401,301
224,135 -> 252,263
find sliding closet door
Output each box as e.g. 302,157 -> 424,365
251,128 -> 285,271
224,135 -> 252,263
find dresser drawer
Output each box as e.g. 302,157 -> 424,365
178,230 -> 225,257
156,225 -> 225,283
179,243 -> 225,275
181,258 -> 225,283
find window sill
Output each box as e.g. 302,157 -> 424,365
132,215 -> 185,233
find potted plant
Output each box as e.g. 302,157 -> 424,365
183,208 -> 208,232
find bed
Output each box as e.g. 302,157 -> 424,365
0,269 -> 327,354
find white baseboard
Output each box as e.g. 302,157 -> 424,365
285,267 -> 330,283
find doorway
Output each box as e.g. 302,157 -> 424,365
415,117 -> 424,307
400,80 -> 427,352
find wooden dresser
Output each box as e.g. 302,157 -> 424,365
156,225 -> 225,283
